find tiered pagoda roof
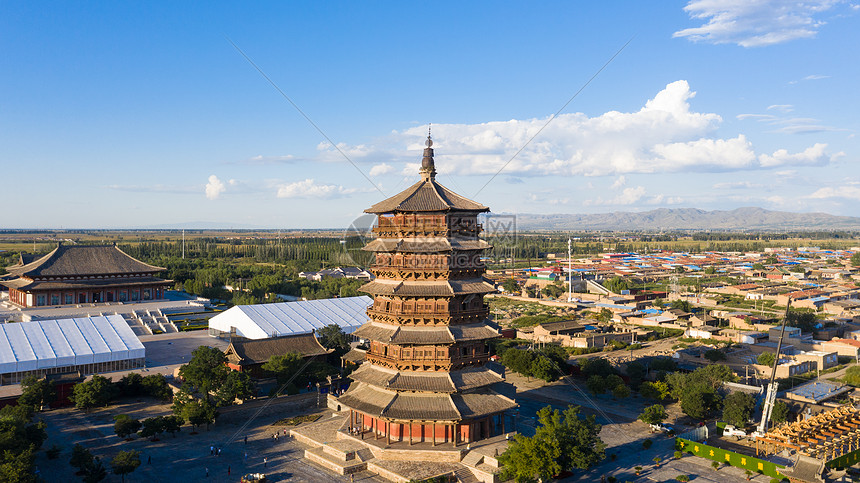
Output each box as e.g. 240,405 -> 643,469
340,134 -> 516,441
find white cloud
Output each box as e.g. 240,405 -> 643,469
369,163 -> 394,177
712,181 -> 764,189
808,185 -> 860,200
275,179 -> 358,199
674,0 -> 841,47
767,104 -> 794,113
611,176 -> 626,189
306,80 -> 837,179
584,186 -> 647,206
737,108 -> 843,134
205,175 -> 226,200
758,143 -> 833,167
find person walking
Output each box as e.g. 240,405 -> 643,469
228,465 -> 231,476
264,457 -> 268,468
205,467 -> 209,477
244,436 -> 248,445
147,455 -> 151,464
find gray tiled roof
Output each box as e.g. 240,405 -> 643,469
362,237 -> 492,253
224,333 -> 331,365
384,391 -> 460,420
352,321 -> 498,345
350,363 -> 504,393
359,279 -> 496,297
365,179 -> 488,214
4,244 -> 164,277
0,276 -> 170,292
451,388 -> 517,419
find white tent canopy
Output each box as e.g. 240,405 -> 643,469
209,296 -> 372,340
0,314 -> 144,375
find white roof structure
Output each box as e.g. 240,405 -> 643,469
209,296 -> 372,340
0,314 -> 145,375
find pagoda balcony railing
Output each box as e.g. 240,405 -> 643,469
366,305 -> 489,318
371,263 -> 486,271
372,225 -> 483,237
366,353 -> 451,364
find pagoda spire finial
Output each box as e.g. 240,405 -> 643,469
420,124 -> 436,180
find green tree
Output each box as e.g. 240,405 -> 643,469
215,370 -> 255,406
111,450 -> 141,483
71,375 -> 118,411
602,277 -> 629,294
0,446 -> 36,483
580,358 -> 615,378
178,346 -> 229,404
722,392 -> 755,428
141,374 -> 173,401
117,373 -> 144,397
113,414 -> 141,439
612,384 -> 630,398
69,444 -> 93,471
652,297 -> 664,307
757,352 -> 776,367
530,356 -> 559,382
262,352 -> 304,386
786,310 -> 818,333
499,405 -> 605,482
752,263 -> 764,270
670,299 -> 692,312
502,278 -> 519,293
679,383 -> 719,420
704,266 -> 716,275
704,349 -> 726,362
162,415 -> 184,437
82,456 -> 107,483
0,406 -> 47,457
139,417 -> 165,439
851,252 -> 860,267
18,375 -> 55,411
183,400 -> 216,431
586,375 -> 606,394
638,405 -> 667,425
845,365 -> 860,386
317,324 -> 351,357
770,400 -> 789,425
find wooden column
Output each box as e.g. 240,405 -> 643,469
433,422 -> 436,446
409,423 -> 413,445
374,417 -> 379,440
387,421 -> 390,445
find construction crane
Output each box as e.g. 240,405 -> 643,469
754,300 -> 792,438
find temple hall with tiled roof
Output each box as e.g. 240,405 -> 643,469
337,134 -> 516,447
1,244 -> 171,308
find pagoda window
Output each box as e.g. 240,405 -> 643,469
51,294 -> 59,305
36,295 -> 46,306
119,291 -> 127,302
131,290 -> 139,301
143,289 -> 152,300
64,293 -> 73,304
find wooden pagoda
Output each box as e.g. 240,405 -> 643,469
339,134 -> 516,446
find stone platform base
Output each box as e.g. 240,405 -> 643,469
291,411 -> 506,483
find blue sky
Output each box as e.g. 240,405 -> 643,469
2,1 -> 859,229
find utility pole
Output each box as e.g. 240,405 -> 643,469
182,229 -> 185,259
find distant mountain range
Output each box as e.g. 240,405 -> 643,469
505,207 -> 860,231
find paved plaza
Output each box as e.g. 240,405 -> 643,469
33,399 -> 386,482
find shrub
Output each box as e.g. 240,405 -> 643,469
46,444 -> 61,459
676,475 -> 690,482
642,439 -> 653,449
